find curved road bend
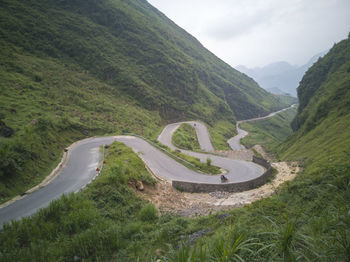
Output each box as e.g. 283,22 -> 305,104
1,105 -> 297,227
228,104 -> 297,150
117,136 -> 264,184
158,121 -> 214,151
0,137 -> 116,227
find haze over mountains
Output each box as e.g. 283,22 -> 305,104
1,0 -> 350,260
236,51 -> 328,97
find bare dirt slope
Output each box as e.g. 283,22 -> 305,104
132,149 -> 300,217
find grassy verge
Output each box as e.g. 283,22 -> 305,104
0,141 -> 227,261
153,140 -> 221,175
0,53 -> 162,204
172,123 -> 201,151
2,123 -> 350,261
240,106 -> 297,154
208,120 -> 236,150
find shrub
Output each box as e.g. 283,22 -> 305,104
139,204 -> 158,222
206,158 -> 212,166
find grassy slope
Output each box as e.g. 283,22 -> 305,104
0,52 -> 161,202
0,0 -> 293,122
281,36 -> 350,169
0,0 -> 294,201
1,43 -> 349,261
160,36 -> 350,261
0,142 -> 164,261
172,123 -> 200,151
240,106 -> 297,154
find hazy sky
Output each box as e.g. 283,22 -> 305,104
147,0 -> 350,68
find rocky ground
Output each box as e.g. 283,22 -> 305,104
132,146 -> 301,217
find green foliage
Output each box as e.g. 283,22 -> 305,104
153,141 -> 221,175
293,37 -> 350,131
3,0 -> 346,261
160,38 -> 350,261
172,123 -> 200,151
206,158 -> 212,166
280,37 -> 350,169
139,204 -> 158,222
208,120 -> 236,150
240,106 -> 297,155
0,0 -> 294,202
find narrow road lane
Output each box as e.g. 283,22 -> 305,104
0,137 -> 115,227
0,105 -> 295,227
228,104 -> 297,150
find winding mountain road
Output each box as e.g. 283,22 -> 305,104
228,104 -> 297,150
0,105 -> 296,227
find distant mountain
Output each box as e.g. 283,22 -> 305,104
266,87 -> 289,96
236,51 -> 328,97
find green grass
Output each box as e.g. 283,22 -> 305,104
240,106 -> 297,154
0,0 -> 295,203
208,120 -> 236,150
172,123 -> 201,151
0,141 -> 228,261
0,53 -> 162,204
158,35 -> 350,262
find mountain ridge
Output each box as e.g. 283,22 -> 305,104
0,0 -> 295,202
236,50 -> 328,97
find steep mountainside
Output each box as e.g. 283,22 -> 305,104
0,0 -> 289,122
0,0 -> 294,201
1,35 -> 349,260
281,35 -> 350,166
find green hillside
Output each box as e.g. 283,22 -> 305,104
240,106 -> 297,154
283,36 -> 350,166
1,31 -> 350,261
0,0 -> 295,201
0,0 -> 290,122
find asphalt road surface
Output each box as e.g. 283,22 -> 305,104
1,105 -> 296,227
158,121 -> 214,151
117,136 -> 264,184
228,104 -> 297,150
0,137 -> 116,227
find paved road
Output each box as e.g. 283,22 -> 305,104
0,137 -> 116,227
2,105 -> 298,227
0,133 -> 264,227
158,121 -> 214,151
228,104 -> 297,150
118,136 -> 264,184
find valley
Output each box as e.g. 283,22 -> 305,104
0,0 -> 349,261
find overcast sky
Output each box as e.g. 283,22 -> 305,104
147,0 -> 350,68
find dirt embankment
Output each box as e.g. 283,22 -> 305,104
132,147 -> 301,217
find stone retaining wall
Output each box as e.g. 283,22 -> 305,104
172,156 -> 272,193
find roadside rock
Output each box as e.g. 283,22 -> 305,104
136,180 -> 144,191
209,191 -> 229,199
180,228 -> 213,244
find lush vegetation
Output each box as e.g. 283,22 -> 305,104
160,35 -> 350,261
0,0 -> 294,202
4,0 -> 342,260
209,120 -> 236,150
2,142 -> 349,261
240,106 -> 297,155
0,142 -> 231,261
172,123 -> 201,151
0,53 -> 162,203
